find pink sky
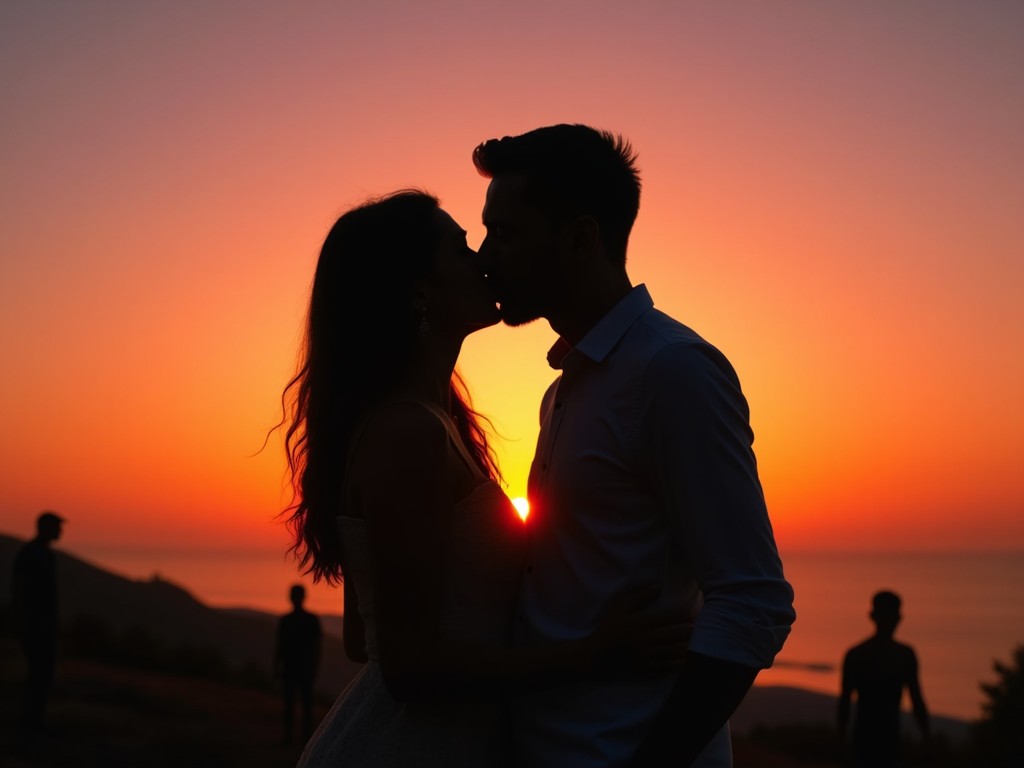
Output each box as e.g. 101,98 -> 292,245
2,3 -> 1022,615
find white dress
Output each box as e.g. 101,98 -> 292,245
297,413 -> 526,767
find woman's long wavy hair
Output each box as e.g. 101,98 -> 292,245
281,190 -> 501,585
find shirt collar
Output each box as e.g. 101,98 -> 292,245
546,284 -> 654,369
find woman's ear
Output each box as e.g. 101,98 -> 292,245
411,279 -> 432,336
412,278 -> 431,311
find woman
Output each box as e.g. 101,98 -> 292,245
281,191 -> 678,766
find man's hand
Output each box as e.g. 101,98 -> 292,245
631,651 -> 758,767
590,585 -> 690,677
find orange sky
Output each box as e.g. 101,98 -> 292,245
2,2 -> 1022,590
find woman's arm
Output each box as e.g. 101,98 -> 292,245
352,402 -> 457,701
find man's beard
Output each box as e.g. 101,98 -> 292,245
499,303 -> 543,328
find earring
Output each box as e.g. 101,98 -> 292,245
417,306 -> 430,336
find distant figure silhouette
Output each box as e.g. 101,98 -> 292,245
837,590 -> 930,767
274,584 -> 322,745
10,510 -> 65,739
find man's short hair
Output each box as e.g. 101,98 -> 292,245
36,511 -> 64,530
872,590 -> 901,614
473,123 -> 641,264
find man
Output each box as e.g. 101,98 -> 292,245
838,590 -> 930,768
11,510 -> 65,739
274,583 -> 323,745
474,124 -> 795,767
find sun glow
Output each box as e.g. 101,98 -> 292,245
511,497 -> 530,522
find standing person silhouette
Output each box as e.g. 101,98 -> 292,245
473,124 -> 795,767
837,590 -> 930,768
275,584 -> 323,745
11,510 -> 65,740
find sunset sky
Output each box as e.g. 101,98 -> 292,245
2,1 -> 1022,607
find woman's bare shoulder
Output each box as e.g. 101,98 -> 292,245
350,401 -> 449,482
362,400 -> 447,442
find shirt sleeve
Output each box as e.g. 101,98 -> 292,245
638,341 -> 795,669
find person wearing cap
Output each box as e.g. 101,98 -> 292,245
11,510 -> 65,738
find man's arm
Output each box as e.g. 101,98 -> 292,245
11,557 -> 24,634
837,651 -> 855,750
11,546 -> 33,639
634,342 -> 796,764
909,678 -> 930,739
632,651 -> 758,766
273,617 -> 285,678
907,649 -> 930,739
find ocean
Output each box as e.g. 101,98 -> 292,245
77,546 -> 1023,723
755,550 -> 1024,723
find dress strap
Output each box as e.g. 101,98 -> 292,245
412,401 -> 488,481
342,400 -> 487,509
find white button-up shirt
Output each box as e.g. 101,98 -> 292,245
511,284 -> 795,767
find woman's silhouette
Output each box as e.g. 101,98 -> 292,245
281,191 -> 680,766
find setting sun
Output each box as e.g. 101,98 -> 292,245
511,497 -> 530,522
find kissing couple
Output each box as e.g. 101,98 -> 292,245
281,124 -> 795,767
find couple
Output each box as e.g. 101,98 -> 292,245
281,124 -> 796,767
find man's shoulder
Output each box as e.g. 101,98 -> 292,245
633,307 -> 704,346
13,540 -> 45,569
284,609 -> 322,629
627,309 -> 728,366
623,309 -> 740,389
893,639 -> 919,660
843,637 -> 877,661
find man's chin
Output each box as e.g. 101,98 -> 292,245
500,313 -> 541,328
498,303 -> 542,328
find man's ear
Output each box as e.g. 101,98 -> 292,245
559,214 -> 601,264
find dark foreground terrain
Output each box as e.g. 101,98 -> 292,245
0,638 -> 329,768
1,642 -> 948,768
0,533 -> 972,767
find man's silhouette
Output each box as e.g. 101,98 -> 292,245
838,590 -> 930,768
11,510 -> 65,739
274,584 -> 322,745
474,124 -> 795,767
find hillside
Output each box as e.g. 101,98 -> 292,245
1,532 -> 970,763
0,636 -> 328,767
0,534 -> 362,698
